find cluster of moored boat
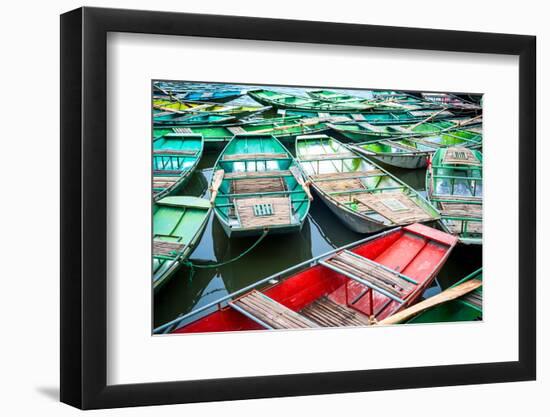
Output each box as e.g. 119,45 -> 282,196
152,82 -> 483,333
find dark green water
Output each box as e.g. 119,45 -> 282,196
153,146 -> 482,328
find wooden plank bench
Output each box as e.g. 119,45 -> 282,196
153,149 -> 197,156
222,152 -> 289,161
224,170 -> 291,179
230,290 -> 319,329
323,250 -> 416,298
299,152 -> 357,161
153,240 -> 186,258
310,170 -> 382,181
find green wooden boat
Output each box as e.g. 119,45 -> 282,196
154,112 -> 236,126
153,134 -> 204,201
281,108 -> 455,126
154,115 -> 350,148
328,119 -> 469,142
348,128 -> 482,169
307,89 -> 431,112
153,196 -> 212,292
426,147 -> 483,245
406,268 -> 482,323
153,98 -> 270,119
248,89 -> 371,113
295,134 -> 440,233
211,134 -> 312,238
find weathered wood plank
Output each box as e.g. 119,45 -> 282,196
377,279 -> 482,325
232,290 -> 318,329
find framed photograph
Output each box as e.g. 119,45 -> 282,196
60,6 -> 536,410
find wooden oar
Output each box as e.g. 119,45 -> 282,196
453,114 -> 483,127
377,279 -> 482,325
210,169 -> 225,203
405,107 -> 450,131
290,166 -> 313,201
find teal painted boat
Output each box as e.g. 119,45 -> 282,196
155,115 -> 350,148
154,112 -> 237,126
406,268 -> 483,323
211,134 -> 312,238
153,98 -> 270,119
348,128 -> 482,169
295,134 -> 440,233
153,196 -> 212,292
421,92 -> 482,114
426,147 -> 483,244
327,119 -> 470,142
307,89 -> 433,112
153,134 -> 204,201
282,108 -> 455,126
248,89 -> 371,113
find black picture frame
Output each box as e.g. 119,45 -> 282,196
60,6 -> 536,410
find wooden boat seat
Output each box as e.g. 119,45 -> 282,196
234,197 -> 292,228
227,126 -> 247,135
230,290 -> 319,329
353,191 -> 436,224
231,177 -> 286,195
224,170 -> 291,179
316,178 -> 365,193
153,240 -> 186,258
442,147 -> 480,165
379,140 -> 420,152
324,250 -> 415,298
390,125 -> 413,133
153,177 -> 178,189
222,152 -> 289,161
300,297 -> 372,327
310,170 -> 382,181
153,149 -> 197,156
299,152 -> 356,161
445,219 -> 483,235
173,127 -> 193,133
358,122 -> 386,133
439,202 -> 482,218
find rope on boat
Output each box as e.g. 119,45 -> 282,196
182,229 -> 269,281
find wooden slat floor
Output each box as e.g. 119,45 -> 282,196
353,191 -> 436,224
234,197 -> 291,228
300,296 -> 372,327
231,290 -> 319,329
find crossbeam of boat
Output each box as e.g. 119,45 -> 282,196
327,186 -> 406,196
318,259 -> 406,304
223,170 -> 292,179
299,152 -> 357,161
311,170 -> 384,182
153,149 -> 198,156
222,152 -> 289,161
222,190 -> 305,198
342,250 -> 418,284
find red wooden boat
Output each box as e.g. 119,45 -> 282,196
164,223 -> 457,334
